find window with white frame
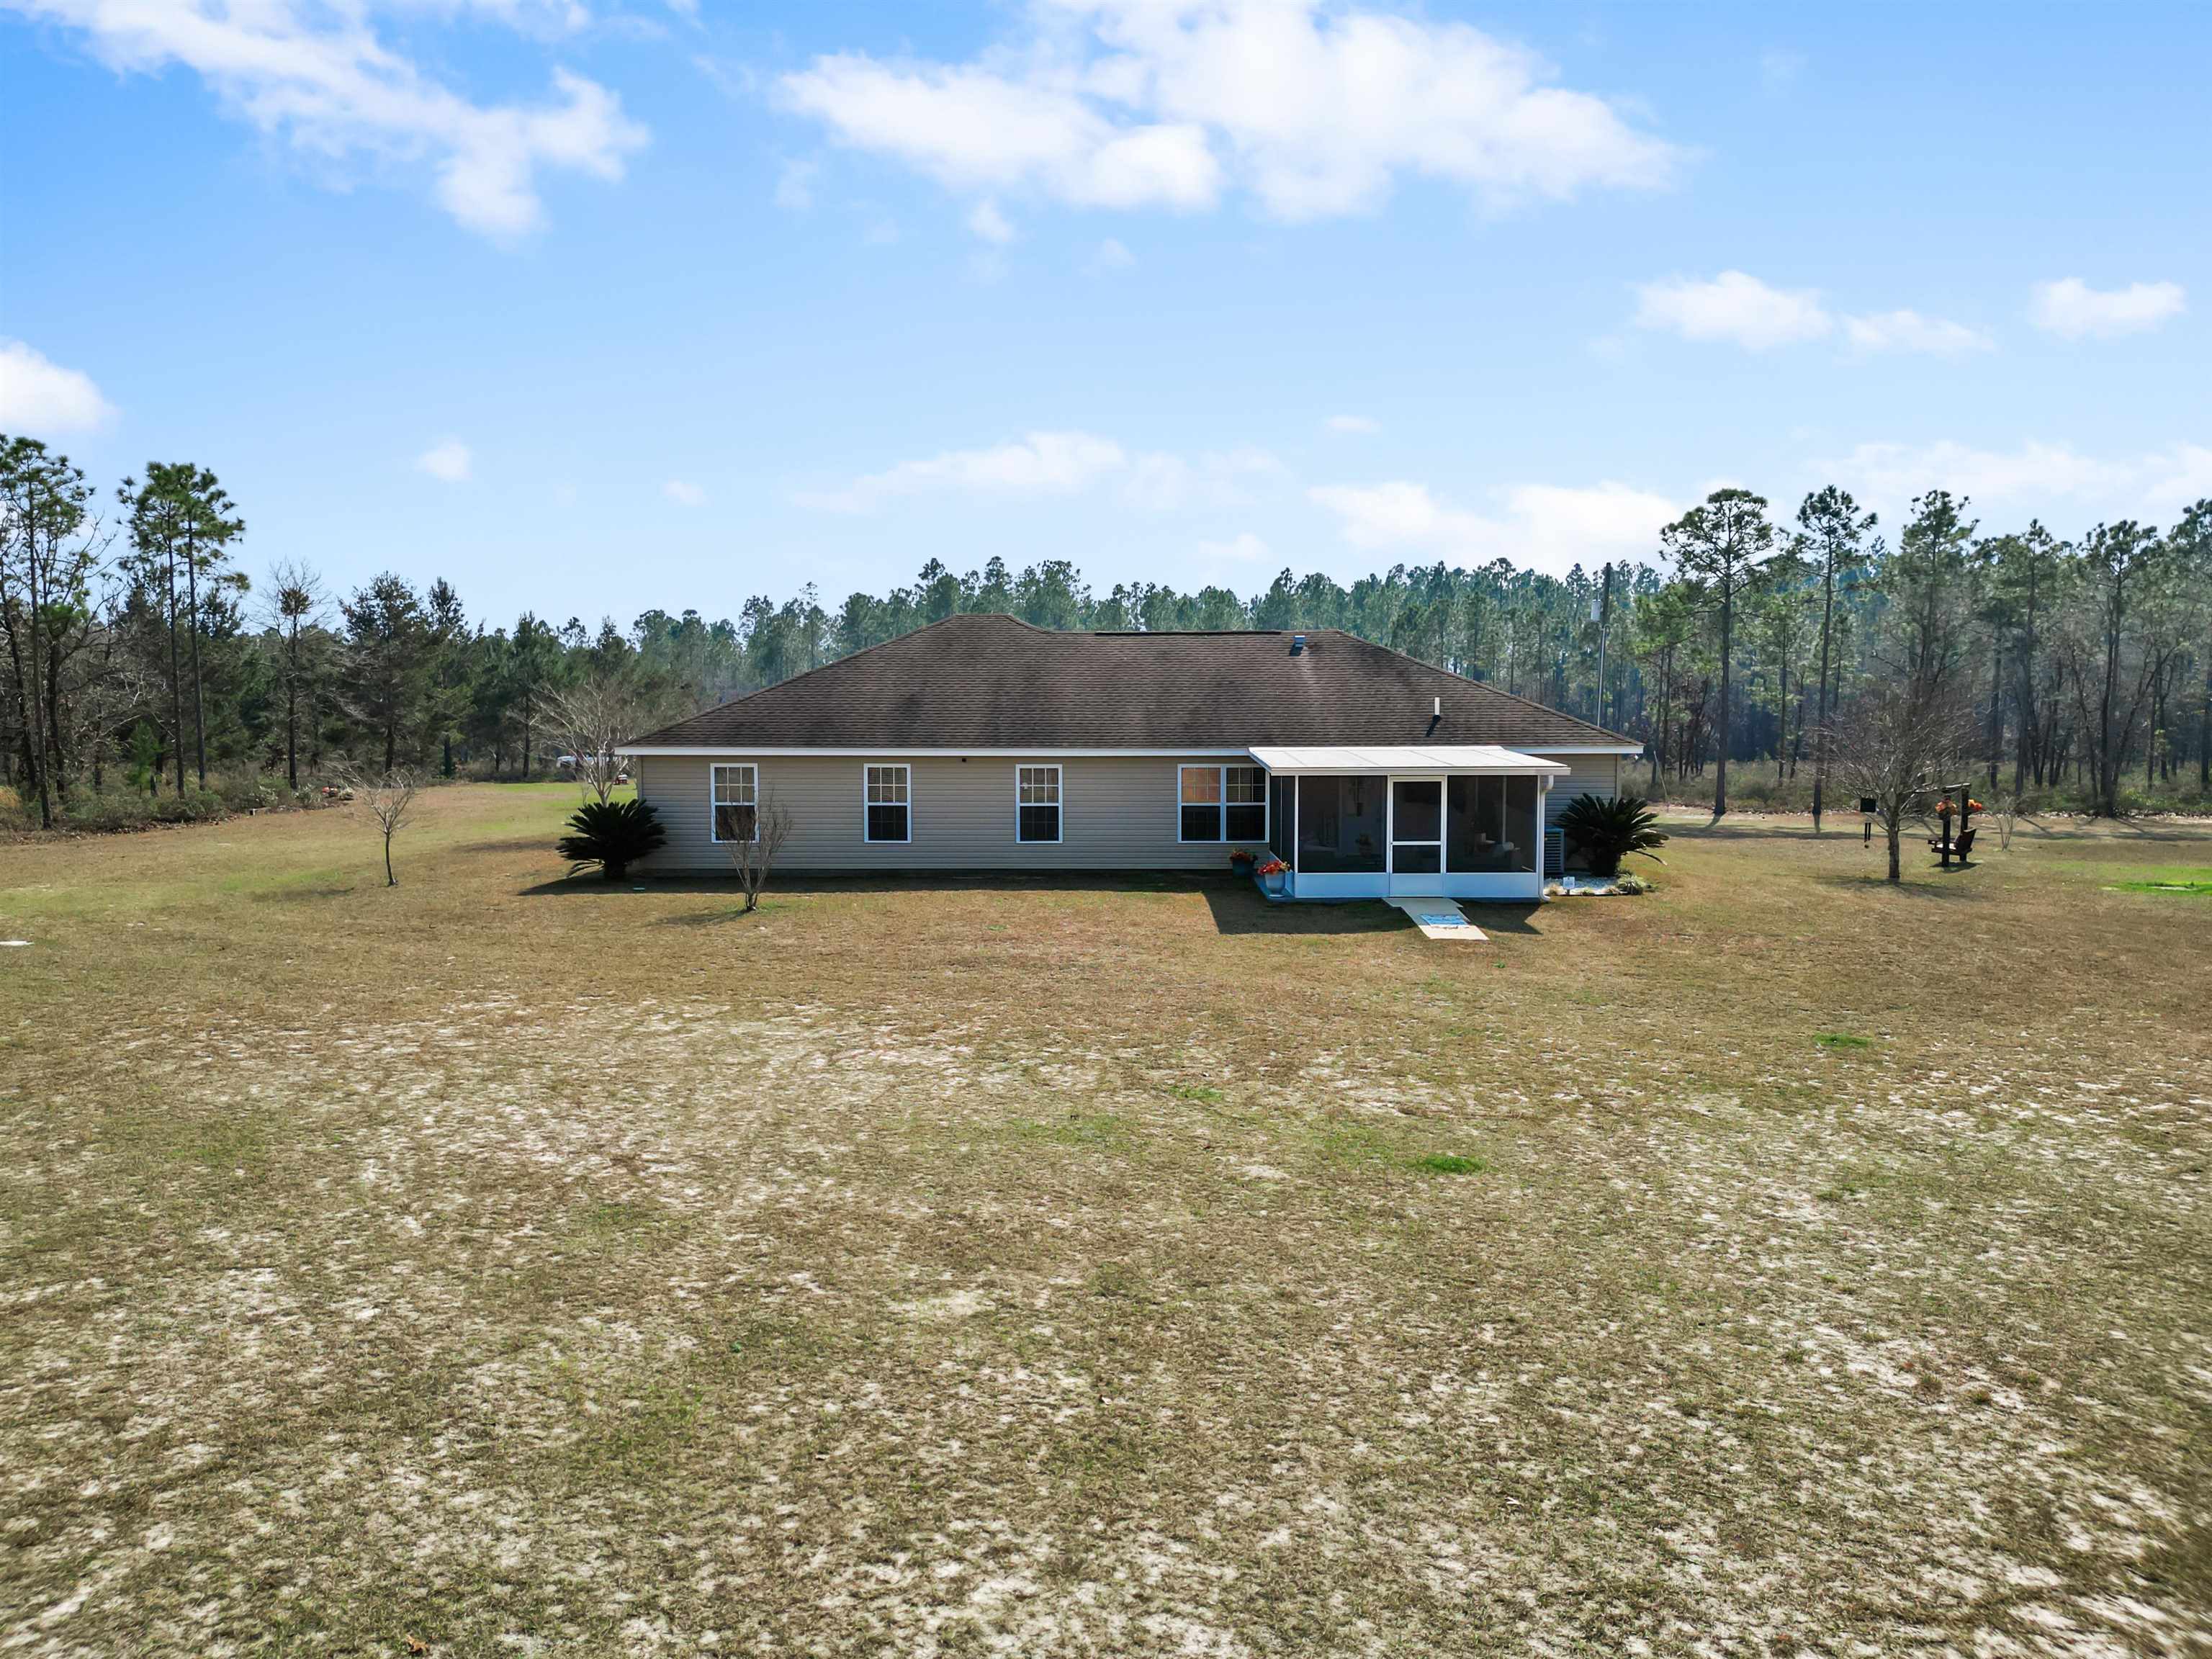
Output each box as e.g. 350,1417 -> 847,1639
864,763 -> 910,843
1016,764 -> 1061,843
710,763 -> 757,843
1179,763 -> 1267,842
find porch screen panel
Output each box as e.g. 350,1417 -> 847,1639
1294,775 -> 1385,873
1269,776 -> 1293,863
1447,775 -> 1534,872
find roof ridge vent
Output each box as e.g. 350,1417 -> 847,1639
1290,633 -> 1307,655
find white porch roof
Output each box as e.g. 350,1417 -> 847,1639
1246,744 -> 1570,776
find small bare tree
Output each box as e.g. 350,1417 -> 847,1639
547,670 -> 644,806
724,794 -> 792,912
344,767 -> 420,887
1824,679 -> 1977,881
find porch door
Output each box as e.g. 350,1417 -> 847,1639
1388,777 -> 1444,895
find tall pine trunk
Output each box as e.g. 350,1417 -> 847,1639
1811,564 -> 1836,832
1713,588 -> 1733,819
166,541 -> 186,796
284,619 -> 300,791
185,529 -> 207,788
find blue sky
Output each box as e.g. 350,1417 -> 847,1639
3,1 -> 2206,629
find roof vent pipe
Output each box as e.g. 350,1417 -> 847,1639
1290,633 -> 1306,655
1432,696 -> 1442,718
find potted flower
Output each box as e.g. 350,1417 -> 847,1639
1256,856 -> 1289,897
1228,848 -> 1256,877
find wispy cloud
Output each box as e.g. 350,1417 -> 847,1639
1198,531 -> 1269,561
2029,278 -> 2185,339
777,1 -> 1680,223
966,198 -> 1015,244
0,339 -> 116,433
1634,271 -> 1832,350
1326,414 -> 1381,435
1822,438 -> 2212,513
1843,309 -> 1992,356
1087,236 -> 1134,273
1309,478 -> 1681,577
3,0 -> 647,238
773,157 -> 817,211
415,439 -> 472,482
1637,271 -> 1987,356
662,479 -> 706,506
796,430 -> 1280,516
1759,48 -> 1805,92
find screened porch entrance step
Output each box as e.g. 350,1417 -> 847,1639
1385,896 -> 1487,941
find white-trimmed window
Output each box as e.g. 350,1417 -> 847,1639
1016,764 -> 1061,843
710,763 -> 757,843
1179,763 -> 1267,843
864,763 -> 911,843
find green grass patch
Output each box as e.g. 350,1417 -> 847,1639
1410,1153 -> 1485,1175
1815,1032 -> 1874,1051
1002,1111 -> 1133,1148
2109,878 -> 2212,896
1169,1083 -> 1223,1103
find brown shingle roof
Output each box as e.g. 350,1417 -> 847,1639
628,614 -> 1635,750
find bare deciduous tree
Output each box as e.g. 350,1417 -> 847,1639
723,793 -> 791,912
344,767 -> 420,887
548,670 -> 645,806
1825,679 -> 1977,882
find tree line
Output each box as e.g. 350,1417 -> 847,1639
3,431 -> 2206,829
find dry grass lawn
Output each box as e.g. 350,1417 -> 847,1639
2,785 -> 2208,1656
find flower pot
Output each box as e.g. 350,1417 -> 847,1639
1260,870 -> 1287,897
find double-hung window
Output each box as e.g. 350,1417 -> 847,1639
1016,764 -> 1061,843
711,763 -> 757,843
864,763 -> 910,843
1179,763 -> 1267,842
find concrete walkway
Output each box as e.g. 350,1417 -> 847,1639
1385,896 -> 1488,940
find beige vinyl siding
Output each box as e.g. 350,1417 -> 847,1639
1531,753 -> 1623,830
634,754 -> 1258,873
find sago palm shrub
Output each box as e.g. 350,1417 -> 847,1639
1557,793 -> 1668,878
558,797 -> 667,881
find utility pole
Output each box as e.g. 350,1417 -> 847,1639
1592,562 -> 1614,729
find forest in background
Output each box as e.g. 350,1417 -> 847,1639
4,431 -> 2208,832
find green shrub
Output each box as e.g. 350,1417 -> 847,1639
1557,793 -> 1668,878
558,797 -> 667,881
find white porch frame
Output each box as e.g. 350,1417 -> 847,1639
1249,745 -> 1565,902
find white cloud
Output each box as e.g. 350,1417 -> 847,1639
0,339 -> 116,433
1759,48 -> 1804,91
773,158 -> 817,211
415,439 -> 472,482
1087,235 -> 1133,271
1199,531 -> 1269,561
2029,278 -> 2186,339
796,430 -> 1280,516
777,1 -> 1679,222
966,198 -> 1015,243
663,479 -> 705,506
1824,438 -> 2212,514
1326,414 -> 1380,434
1634,271 -> 1833,350
4,0 -> 647,238
1843,309 -> 1992,356
1308,478 -> 1680,577
1635,274 -> 1987,357
797,431 -> 1128,513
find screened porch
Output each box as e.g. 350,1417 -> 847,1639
1247,745 -> 1568,901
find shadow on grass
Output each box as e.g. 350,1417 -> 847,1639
1811,870 -> 1983,899
1201,887 -> 1409,935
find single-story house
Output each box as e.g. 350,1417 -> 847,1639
624,614 -> 1641,902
